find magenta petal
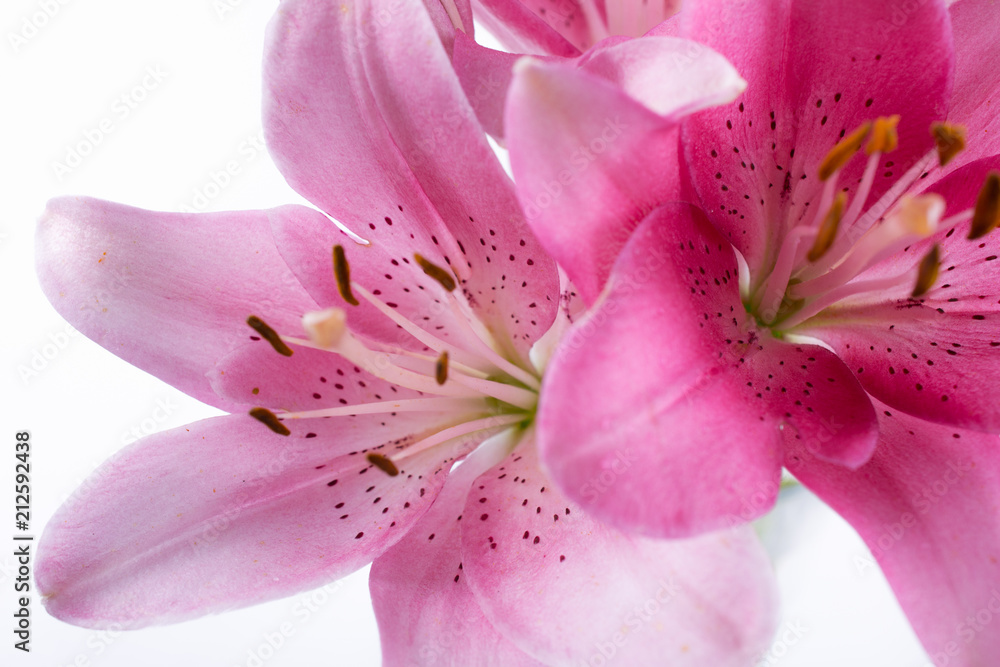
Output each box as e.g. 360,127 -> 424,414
460,440 -> 779,665
801,156 -> 1000,433
944,0 -> 1000,171
787,401 -> 1000,667
680,0 -> 954,273
538,204 -> 877,537
371,457 -> 544,667
36,197 -> 318,412
36,414 -> 469,629
454,32 -> 522,141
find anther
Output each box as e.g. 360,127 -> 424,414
912,244 -> 940,298
819,121 -> 872,180
249,407 -> 291,436
414,253 -> 457,292
367,453 -> 399,477
969,171 -> 1000,240
435,351 -> 449,385
247,315 -> 294,357
808,192 -> 846,262
333,245 -> 360,306
866,115 -> 899,155
930,122 -> 966,167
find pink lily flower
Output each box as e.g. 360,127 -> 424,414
505,0 -> 1000,663
34,0 -> 778,663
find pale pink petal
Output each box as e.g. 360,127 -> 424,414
461,440 -> 779,666
454,32 -> 523,141
36,197 -> 318,412
679,0 -> 954,273
371,455 -> 544,667
268,206 -> 492,358
263,0 -> 559,358
506,59 -> 683,304
943,0 -> 1000,172
787,400 -> 1000,667
538,204 -> 877,538
799,157 -> 1000,432
37,414 -> 473,629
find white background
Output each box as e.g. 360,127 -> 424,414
0,1 -> 933,665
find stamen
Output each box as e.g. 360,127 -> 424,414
931,122 -> 966,167
247,315 -> 294,357
819,121 -> 872,180
911,244 -> 940,298
279,397 -> 487,419
249,407 -> 291,436
969,171 -> 1000,240
807,193 -> 846,262
332,245 -> 360,306
392,414 -> 525,463
436,351 -> 449,385
866,115 -> 899,155
367,453 -> 399,477
414,253 -> 457,292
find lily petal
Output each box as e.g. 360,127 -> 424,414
263,0 -> 559,358
680,0 -> 954,274
787,400 -> 1000,667
460,439 -> 779,666
538,204 -> 877,538
801,157 -> 1000,432
943,0 -> 1000,172
36,197 -> 318,412
36,414 -> 472,629
371,441 -> 544,667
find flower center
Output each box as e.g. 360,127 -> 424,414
245,245 -> 570,475
744,118 -> 997,334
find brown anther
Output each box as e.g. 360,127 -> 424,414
807,192 -> 847,262
247,315 -> 294,357
435,350 -> 449,385
249,407 -> 291,436
969,171 -> 1000,240
912,244 -> 940,298
866,115 -> 900,154
414,253 -> 457,292
819,121 -> 872,180
930,122 -> 966,167
332,245 -> 360,306
367,453 -> 399,477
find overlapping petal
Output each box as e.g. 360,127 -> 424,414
537,204 -> 877,537
460,439 -> 779,665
